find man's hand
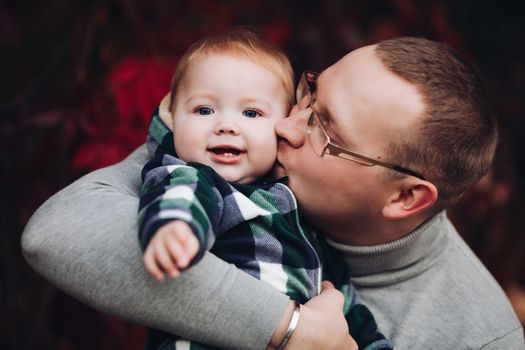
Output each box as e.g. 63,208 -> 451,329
143,221 -> 200,281
268,281 -> 358,350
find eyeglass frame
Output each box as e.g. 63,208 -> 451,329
298,70 -> 427,181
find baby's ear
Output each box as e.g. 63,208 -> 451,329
159,93 -> 174,129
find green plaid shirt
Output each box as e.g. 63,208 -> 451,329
138,109 -> 393,350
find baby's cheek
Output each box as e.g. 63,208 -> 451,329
174,135 -> 202,163
256,140 -> 278,173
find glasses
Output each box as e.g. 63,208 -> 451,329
298,70 -> 426,180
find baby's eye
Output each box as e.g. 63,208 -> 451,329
242,109 -> 262,118
196,107 -> 214,115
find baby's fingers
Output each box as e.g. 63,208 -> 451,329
154,244 -> 180,278
143,247 -> 164,281
168,229 -> 199,269
165,235 -> 189,272
178,231 -> 199,264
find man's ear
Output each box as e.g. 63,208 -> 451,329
382,180 -> 438,219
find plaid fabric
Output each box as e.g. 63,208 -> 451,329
138,109 -> 393,350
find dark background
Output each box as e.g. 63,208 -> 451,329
2,0 -> 525,349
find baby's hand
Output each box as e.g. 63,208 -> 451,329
143,221 -> 200,281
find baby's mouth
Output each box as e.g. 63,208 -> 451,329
208,146 -> 245,163
209,148 -> 243,157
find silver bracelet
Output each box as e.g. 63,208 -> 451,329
276,301 -> 301,350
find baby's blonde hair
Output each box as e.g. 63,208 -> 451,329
169,27 -> 294,113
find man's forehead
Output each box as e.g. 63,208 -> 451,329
318,43 -> 423,109
317,45 -> 376,92
312,44 -> 425,146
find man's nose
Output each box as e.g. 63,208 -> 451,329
275,107 -> 310,148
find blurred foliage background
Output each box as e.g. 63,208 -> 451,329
2,0 -> 525,349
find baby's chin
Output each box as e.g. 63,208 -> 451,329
220,171 -> 257,185
219,166 -> 281,184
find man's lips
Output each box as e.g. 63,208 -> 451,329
208,145 -> 245,164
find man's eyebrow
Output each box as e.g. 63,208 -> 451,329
312,99 -> 339,130
312,72 -> 349,144
313,101 -> 356,149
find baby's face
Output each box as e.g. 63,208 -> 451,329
172,54 -> 289,184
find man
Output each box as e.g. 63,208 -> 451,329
22,37 -> 524,349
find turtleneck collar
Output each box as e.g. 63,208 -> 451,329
326,212 -> 451,287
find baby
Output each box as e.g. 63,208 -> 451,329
137,28 -> 392,350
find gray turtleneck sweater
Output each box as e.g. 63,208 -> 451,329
327,213 -> 524,349
22,145 -> 524,349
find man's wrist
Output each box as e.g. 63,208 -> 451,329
275,301 -> 300,350
267,300 -> 296,350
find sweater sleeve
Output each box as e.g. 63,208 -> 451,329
479,327 -> 525,349
20,144 -> 289,350
138,153 -> 230,264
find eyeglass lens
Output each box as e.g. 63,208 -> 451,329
307,113 -> 328,157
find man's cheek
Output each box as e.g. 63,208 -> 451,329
271,161 -> 287,180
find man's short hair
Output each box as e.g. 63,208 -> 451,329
376,37 -> 498,213
169,27 -> 294,112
